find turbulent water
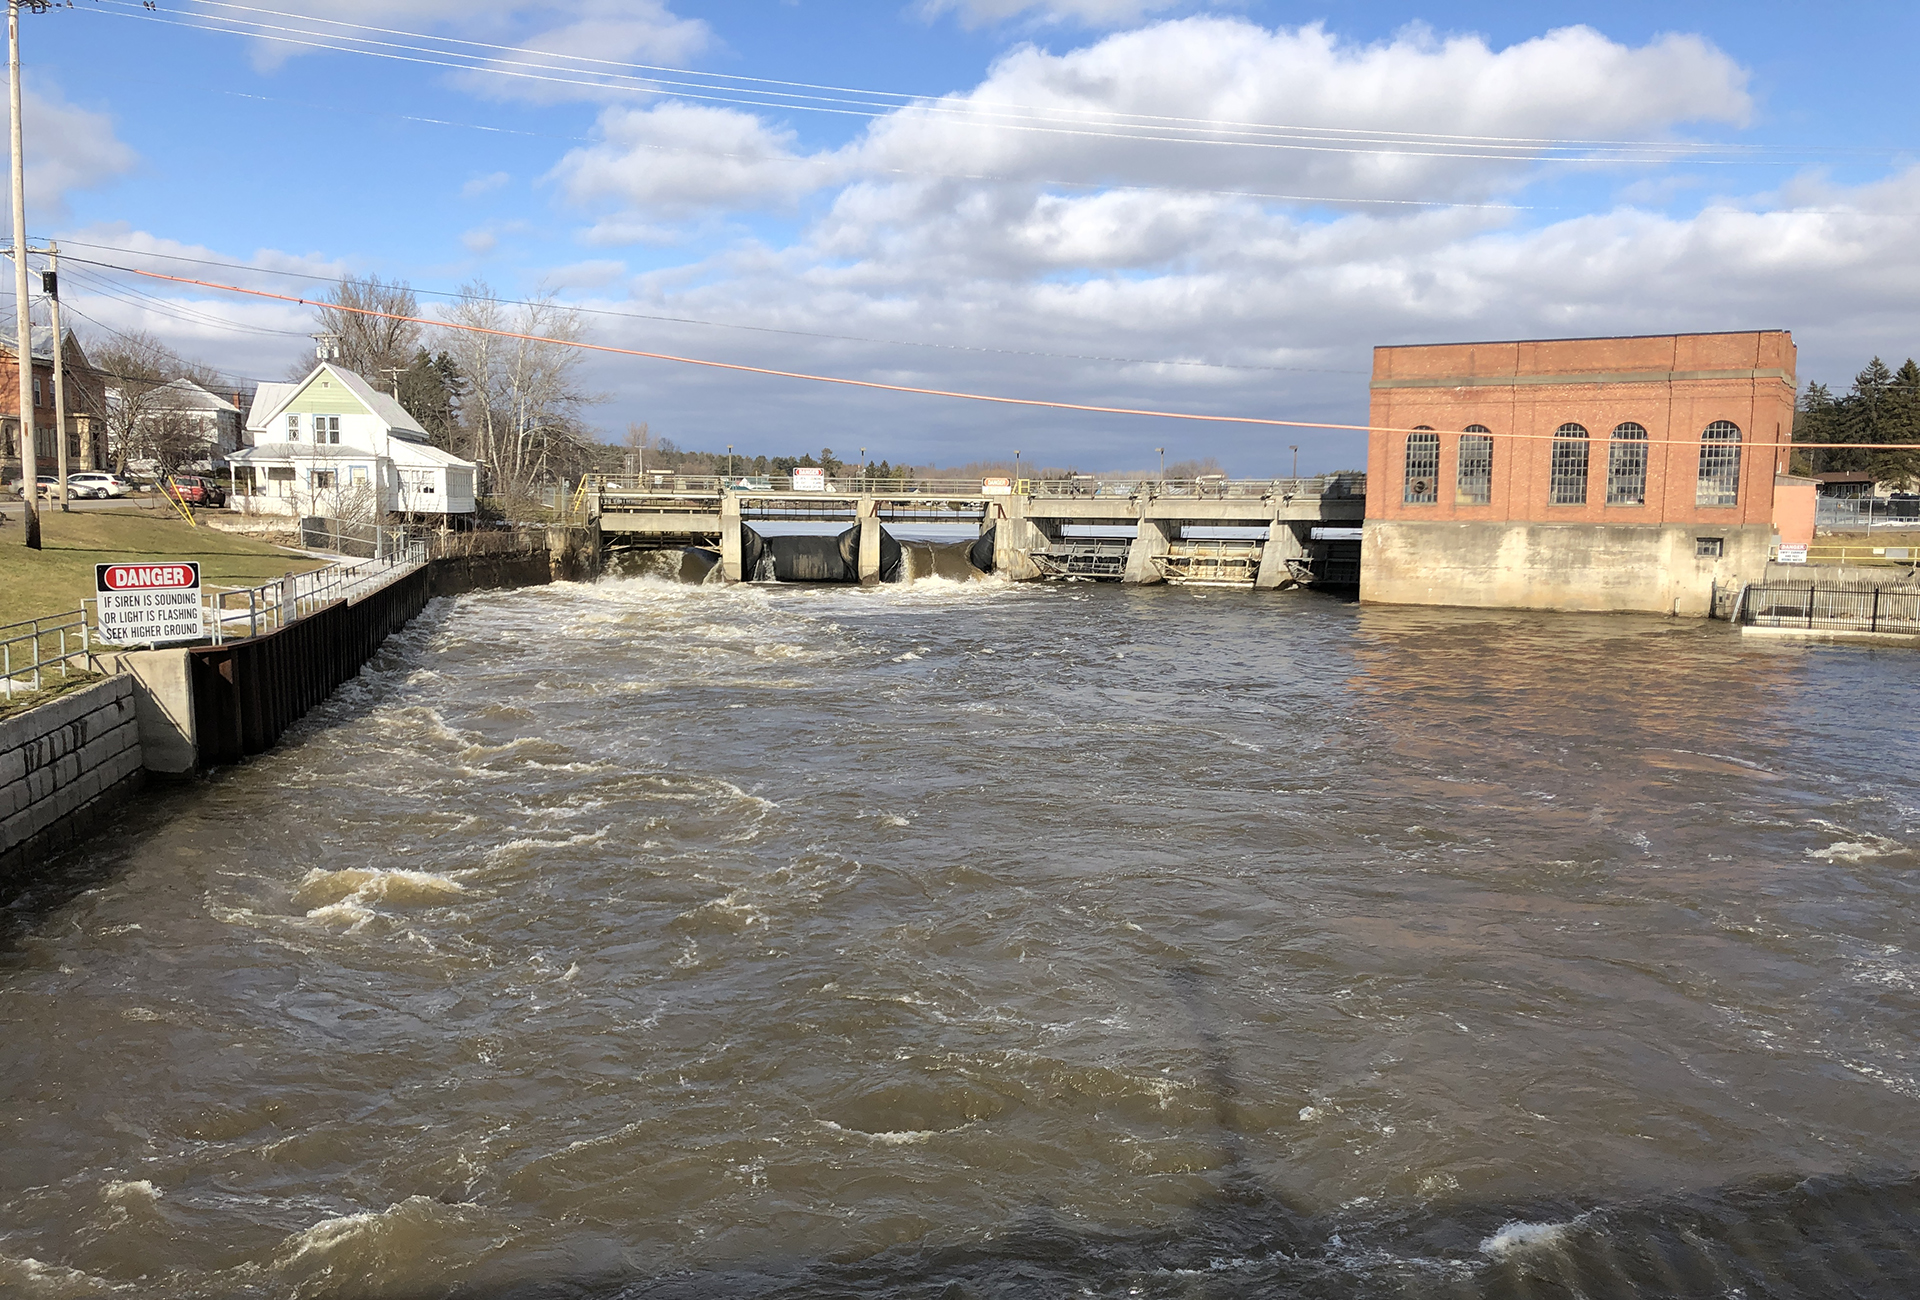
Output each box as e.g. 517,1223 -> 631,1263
3,571 -> 1919,1298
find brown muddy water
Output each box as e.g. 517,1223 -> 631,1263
2,571 -> 1918,1298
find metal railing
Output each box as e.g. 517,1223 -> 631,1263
78,538 -> 432,650
0,611 -> 93,701
1774,541 -> 1920,568
1735,581 -> 1920,635
588,472 -> 1369,501
1029,474 -> 1366,501
1816,497 -> 1920,530
299,516 -> 420,559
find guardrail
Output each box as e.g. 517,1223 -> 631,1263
76,539 -> 431,651
1774,541 -> 1920,568
1816,498 -> 1920,529
1028,474 -> 1365,500
1735,581 -> 1920,634
589,472 -> 1368,500
0,611 -> 93,701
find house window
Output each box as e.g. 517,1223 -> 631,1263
286,414 -> 300,441
315,415 -> 341,445
1696,420 -> 1741,508
267,467 -> 295,481
310,470 -> 336,489
1607,423 -> 1648,506
1403,427 -> 1439,504
1696,536 -> 1724,558
1456,426 -> 1493,505
350,465 -> 368,483
32,377 -> 41,406
1549,423 -> 1589,505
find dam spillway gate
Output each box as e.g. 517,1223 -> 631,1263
589,474 -> 1365,588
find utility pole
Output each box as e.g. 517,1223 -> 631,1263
44,240 -> 62,510
1290,445 -> 1298,479
10,0 -> 44,548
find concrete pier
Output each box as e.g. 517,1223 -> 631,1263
1122,518 -> 1175,585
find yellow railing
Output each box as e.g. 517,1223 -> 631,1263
1793,542 -> 1918,567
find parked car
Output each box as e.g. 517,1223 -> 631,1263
27,475 -> 109,499
68,471 -> 132,498
161,475 -> 228,507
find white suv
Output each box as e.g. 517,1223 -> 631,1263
67,472 -> 132,498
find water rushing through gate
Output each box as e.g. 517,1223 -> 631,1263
3,575 -> 1918,1298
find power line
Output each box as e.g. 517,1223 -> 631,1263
159,0 -> 1888,161
86,261 -> 1920,448
93,79 -> 1547,216
60,245 -> 1369,376
79,1 -> 1850,167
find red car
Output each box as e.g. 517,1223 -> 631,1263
162,475 -> 228,507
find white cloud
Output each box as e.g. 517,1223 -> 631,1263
551,161 -> 1920,472
59,224 -> 347,289
551,18 -> 1751,229
548,259 -> 628,290
548,102 -> 833,216
920,0 -> 1185,29
850,20 -> 1751,204
461,171 -> 512,199
242,0 -> 710,98
3,81 -> 137,220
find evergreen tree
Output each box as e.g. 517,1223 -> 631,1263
1874,359 -> 1920,490
395,348 -> 465,451
1794,381 -> 1845,473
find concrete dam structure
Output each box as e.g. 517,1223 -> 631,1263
590,474 -> 1366,588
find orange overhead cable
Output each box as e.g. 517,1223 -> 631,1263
99,263 -> 1920,449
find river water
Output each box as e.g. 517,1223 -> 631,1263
3,570 -> 1919,1298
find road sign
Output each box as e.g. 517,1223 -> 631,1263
94,562 -> 203,645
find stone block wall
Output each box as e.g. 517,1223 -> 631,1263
0,676 -> 144,894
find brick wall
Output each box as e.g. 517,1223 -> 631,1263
0,676 -> 144,893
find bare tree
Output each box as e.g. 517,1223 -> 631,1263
439,280 -> 601,505
297,275 -> 423,383
81,330 -> 218,473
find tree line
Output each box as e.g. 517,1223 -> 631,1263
1794,358 -> 1920,488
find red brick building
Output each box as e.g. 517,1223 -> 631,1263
1,331 -> 107,481
1362,330 -> 1804,615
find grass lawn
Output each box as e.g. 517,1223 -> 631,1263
0,507 -> 326,627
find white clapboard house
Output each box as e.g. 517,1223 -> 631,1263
229,363 -> 476,518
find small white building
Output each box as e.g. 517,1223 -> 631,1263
128,378 -> 246,471
229,363 -> 476,518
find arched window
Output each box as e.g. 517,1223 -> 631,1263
1403,427 -> 1439,504
1606,423 -> 1648,506
1549,423 -> 1589,505
1456,425 -> 1493,505
1697,420 -> 1741,507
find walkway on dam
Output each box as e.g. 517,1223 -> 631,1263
587,473 -> 1366,587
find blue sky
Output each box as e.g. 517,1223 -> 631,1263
18,0 -> 1920,473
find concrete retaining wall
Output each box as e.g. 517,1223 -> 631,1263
1361,519 -> 1773,617
0,676 -> 143,896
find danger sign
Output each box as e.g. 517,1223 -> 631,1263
94,561 -> 204,645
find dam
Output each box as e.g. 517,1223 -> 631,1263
588,473 -> 1366,588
